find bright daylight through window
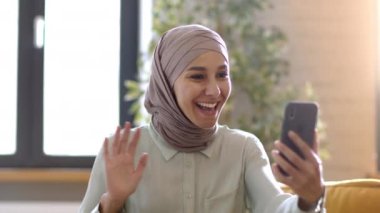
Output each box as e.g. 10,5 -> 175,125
0,1 -> 18,155
43,0 -> 120,156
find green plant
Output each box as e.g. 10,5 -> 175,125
126,0 -> 327,158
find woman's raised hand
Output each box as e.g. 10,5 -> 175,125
271,130 -> 324,210
100,122 -> 148,212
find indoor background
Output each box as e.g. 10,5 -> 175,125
0,0 -> 379,212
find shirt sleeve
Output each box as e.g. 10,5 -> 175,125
243,135 -> 324,213
78,147 -> 107,213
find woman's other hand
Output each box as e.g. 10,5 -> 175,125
271,130 -> 324,210
100,122 -> 148,212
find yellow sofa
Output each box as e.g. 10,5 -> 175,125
282,179 -> 380,213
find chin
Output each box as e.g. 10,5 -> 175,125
196,121 -> 218,129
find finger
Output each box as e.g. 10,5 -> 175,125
310,131 -> 323,166
103,138 -> 110,160
132,153 -> 148,182
312,129 -> 319,154
129,153 -> 148,188
271,163 -> 292,185
271,149 -> 299,177
284,133 -> 321,174
274,140 -> 303,171
120,122 -> 131,153
127,128 -> 141,157
288,131 -> 315,161
112,126 -> 121,155
288,131 -> 323,172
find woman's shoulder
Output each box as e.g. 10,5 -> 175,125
217,125 -> 267,158
217,125 -> 264,150
218,125 -> 260,142
136,124 -> 150,132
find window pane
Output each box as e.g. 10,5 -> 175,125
44,0 -> 120,156
0,1 -> 18,155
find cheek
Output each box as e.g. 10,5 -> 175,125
174,84 -> 194,109
221,81 -> 232,98
180,88 -> 198,107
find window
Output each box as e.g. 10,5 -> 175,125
0,1 -> 18,155
43,0 -> 120,156
377,0 -> 380,172
0,0 -> 140,167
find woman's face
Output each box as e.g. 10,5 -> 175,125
174,51 -> 231,128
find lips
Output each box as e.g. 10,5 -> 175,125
197,102 -> 217,110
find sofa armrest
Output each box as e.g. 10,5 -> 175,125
281,179 -> 380,213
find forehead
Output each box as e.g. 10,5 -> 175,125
186,51 -> 228,68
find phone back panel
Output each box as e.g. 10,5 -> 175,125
280,102 -> 318,158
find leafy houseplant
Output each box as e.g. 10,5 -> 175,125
126,0 -> 326,158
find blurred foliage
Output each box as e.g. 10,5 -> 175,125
126,0 -> 328,159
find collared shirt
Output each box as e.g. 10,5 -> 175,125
79,124 -> 321,213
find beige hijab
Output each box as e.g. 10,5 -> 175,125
144,24 -> 228,152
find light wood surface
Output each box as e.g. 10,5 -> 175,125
0,169 -> 91,183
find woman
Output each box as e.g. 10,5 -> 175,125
79,24 -> 325,213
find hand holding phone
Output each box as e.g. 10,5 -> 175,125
275,102 -> 324,206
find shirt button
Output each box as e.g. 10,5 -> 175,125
186,193 -> 192,199
185,161 -> 191,168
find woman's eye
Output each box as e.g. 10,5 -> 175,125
217,71 -> 229,78
189,74 -> 205,80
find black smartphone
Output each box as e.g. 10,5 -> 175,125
280,101 -> 318,159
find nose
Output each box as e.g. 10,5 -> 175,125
205,79 -> 221,97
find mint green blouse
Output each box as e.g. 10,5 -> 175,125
79,124 -> 319,213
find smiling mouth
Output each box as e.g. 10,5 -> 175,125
196,102 -> 218,111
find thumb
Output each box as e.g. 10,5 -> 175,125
312,129 -> 319,154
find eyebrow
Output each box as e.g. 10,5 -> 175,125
187,65 -> 228,71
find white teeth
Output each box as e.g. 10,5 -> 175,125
198,103 -> 217,108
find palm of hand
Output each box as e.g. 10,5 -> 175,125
103,123 -> 148,203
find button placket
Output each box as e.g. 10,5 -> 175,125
183,153 -> 195,213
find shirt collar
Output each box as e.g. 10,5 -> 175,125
148,123 -> 218,161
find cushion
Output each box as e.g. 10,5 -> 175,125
324,179 -> 380,213
280,179 -> 380,213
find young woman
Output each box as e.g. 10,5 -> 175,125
79,24 -> 325,213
